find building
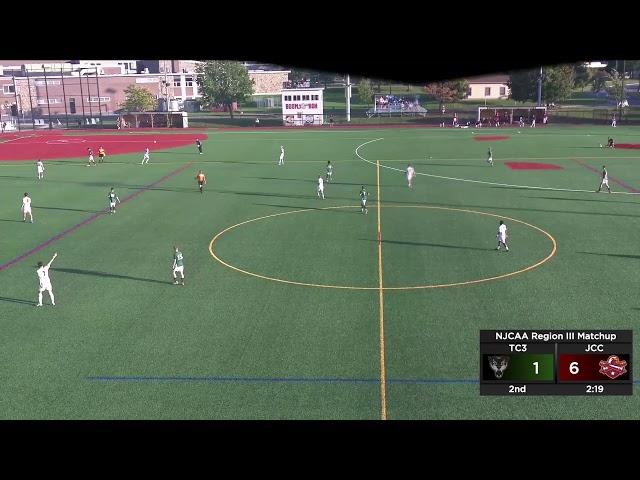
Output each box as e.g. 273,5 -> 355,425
281,88 -> 324,126
248,69 -> 291,108
465,74 -> 510,100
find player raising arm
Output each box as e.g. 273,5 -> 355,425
36,252 -> 58,307
172,246 -> 185,285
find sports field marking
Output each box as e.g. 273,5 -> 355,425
355,138 -> 640,195
0,134 -> 38,144
0,162 -> 194,272
376,160 -> 387,420
208,205 -> 556,290
572,159 -> 640,193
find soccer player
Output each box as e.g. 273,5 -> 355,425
172,245 -> 185,285
196,139 -> 203,155
607,137 -> 615,149
317,175 -> 325,199
87,147 -> 95,167
278,145 -> 285,166
519,116 -> 525,127
360,186 -> 368,215
107,187 -> 121,214
406,163 -> 415,188
141,147 -> 150,165
612,114 -> 617,127
326,161 -> 333,182
531,117 -> 536,128
36,252 -> 57,307
98,146 -> 106,163
596,165 -> 612,193
196,170 -> 206,193
22,192 -> 33,223
36,159 -> 44,180
487,147 -> 494,166
496,221 -> 509,251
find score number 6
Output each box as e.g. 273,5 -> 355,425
569,362 -> 579,374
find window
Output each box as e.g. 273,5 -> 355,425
34,80 -> 61,86
87,97 -> 110,103
185,77 -> 193,87
284,95 -> 292,101
3,84 -> 15,94
173,79 -> 181,87
69,98 -> 76,114
500,87 -> 506,96
302,95 -> 310,100
294,95 -> 301,101
37,98 -> 61,104
484,87 -> 491,96
311,95 -> 319,100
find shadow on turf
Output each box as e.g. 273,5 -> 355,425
360,238 -> 492,251
523,195 -> 640,205
51,268 -> 171,285
0,218 -> 25,223
253,202 -> 361,213
33,206 -> 103,213
578,252 -> 640,261
0,296 -> 34,305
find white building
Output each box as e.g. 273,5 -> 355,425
465,74 -> 510,100
281,88 -> 324,126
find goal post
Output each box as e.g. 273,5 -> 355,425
477,106 -> 547,125
117,111 -> 188,129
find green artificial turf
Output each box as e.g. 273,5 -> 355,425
1,125 -> 640,419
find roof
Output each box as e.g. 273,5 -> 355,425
466,74 -> 510,84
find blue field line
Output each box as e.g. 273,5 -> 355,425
87,375 -> 640,386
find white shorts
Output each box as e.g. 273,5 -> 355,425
361,199 -> 367,206
37,167 -> 44,173
109,202 -> 116,208
497,234 -> 506,243
39,282 -> 52,293
89,155 -> 94,162
143,154 -> 149,160
173,266 -> 184,274
488,156 -> 493,162
407,174 -> 414,180
318,186 -> 324,193
23,207 -> 32,214
279,154 -> 284,161
601,179 -> 609,186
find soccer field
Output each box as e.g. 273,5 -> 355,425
1,125 -> 639,419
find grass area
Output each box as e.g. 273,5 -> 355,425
2,126 -> 640,419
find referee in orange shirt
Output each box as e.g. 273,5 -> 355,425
195,170 -> 206,193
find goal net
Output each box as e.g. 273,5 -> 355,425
117,112 -> 188,129
477,106 -> 547,125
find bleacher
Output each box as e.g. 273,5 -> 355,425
367,95 -> 428,117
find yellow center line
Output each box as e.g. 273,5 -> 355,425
376,159 -> 387,420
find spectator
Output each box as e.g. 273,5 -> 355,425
255,117 -> 260,127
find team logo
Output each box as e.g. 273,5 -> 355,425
598,355 -> 628,380
488,355 -> 510,379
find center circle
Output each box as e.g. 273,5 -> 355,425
208,205 -> 557,290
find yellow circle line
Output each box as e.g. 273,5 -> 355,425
208,205 -> 557,291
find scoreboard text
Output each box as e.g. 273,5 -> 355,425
480,330 -> 632,395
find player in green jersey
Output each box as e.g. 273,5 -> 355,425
360,186 -> 368,215
172,245 -> 185,285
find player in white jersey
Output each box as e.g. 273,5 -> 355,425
107,187 -> 121,214
487,147 -> 493,166
36,252 -> 58,306
21,192 -> 33,223
326,161 -> 333,182
596,165 -> 611,193
87,147 -> 95,167
317,176 -> 325,199
36,160 -> 45,180
278,145 -> 285,166
406,164 -> 415,188
141,147 -> 150,165
496,220 -> 509,251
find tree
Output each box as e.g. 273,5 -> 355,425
572,63 -> 592,92
424,80 -> 468,106
591,70 -> 609,93
121,85 -> 156,112
605,71 -> 626,107
196,60 -> 254,118
357,78 -> 374,105
543,65 -> 575,103
508,69 -> 538,102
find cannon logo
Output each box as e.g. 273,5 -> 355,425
598,355 -> 627,380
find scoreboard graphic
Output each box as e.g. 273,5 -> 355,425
480,330 -> 632,395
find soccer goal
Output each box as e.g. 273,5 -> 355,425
117,112 -> 188,129
477,106 -> 547,126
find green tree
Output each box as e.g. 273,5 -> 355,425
605,71 -> 626,106
543,65 -> 575,103
357,78 -> 374,105
572,63 -> 592,92
591,70 -> 610,93
508,69 -> 538,102
196,60 -> 254,119
121,84 -> 156,112
424,80 -> 468,106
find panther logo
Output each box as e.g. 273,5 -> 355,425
488,355 -> 510,379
